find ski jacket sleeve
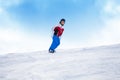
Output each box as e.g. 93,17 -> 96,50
54,26 -> 64,37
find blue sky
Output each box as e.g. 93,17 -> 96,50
0,0 -> 120,53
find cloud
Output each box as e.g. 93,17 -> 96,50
0,27 -> 51,54
0,7 -> 3,13
88,0 -> 120,46
102,0 -> 120,17
0,29 -> 22,42
0,0 -> 51,54
96,0 -> 120,16
0,0 -> 22,7
0,15 -> 50,54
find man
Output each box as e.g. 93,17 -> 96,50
49,19 -> 65,53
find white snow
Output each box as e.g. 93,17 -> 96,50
0,44 -> 120,80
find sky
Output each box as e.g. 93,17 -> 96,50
0,0 -> 120,54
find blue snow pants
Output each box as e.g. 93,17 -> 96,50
49,35 -> 60,50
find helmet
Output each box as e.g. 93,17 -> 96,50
60,18 -> 65,22
59,18 -> 66,24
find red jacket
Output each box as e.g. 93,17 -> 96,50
54,26 -> 64,37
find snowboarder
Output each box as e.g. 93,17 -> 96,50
49,18 -> 65,53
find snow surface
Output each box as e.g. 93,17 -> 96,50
0,44 -> 120,80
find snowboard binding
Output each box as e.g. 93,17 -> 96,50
49,49 -> 55,53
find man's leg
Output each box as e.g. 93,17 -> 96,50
49,35 -> 60,53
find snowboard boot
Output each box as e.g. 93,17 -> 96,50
49,49 -> 55,53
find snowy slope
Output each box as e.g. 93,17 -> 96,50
0,44 -> 120,80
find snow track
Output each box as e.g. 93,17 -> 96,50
0,45 -> 120,80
